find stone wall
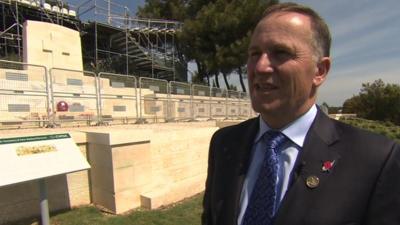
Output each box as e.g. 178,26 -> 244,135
0,121 -> 235,224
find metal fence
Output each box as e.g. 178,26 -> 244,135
139,77 -> 169,123
49,68 -> 99,127
169,81 -> 192,121
210,87 -> 228,119
0,60 -> 50,128
192,84 -> 212,120
98,72 -> 138,125
227,90 -> 241,119
0,60 -> 256,129
239,92 -> 252,118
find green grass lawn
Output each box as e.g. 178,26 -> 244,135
13,194 -> 203,225
340,117 -> 400,142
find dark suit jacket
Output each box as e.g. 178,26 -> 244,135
202,110 -> 400,225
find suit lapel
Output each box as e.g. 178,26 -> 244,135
236,118 -> 260,176
233,118 -> 259,224
274,110 -> 341,224
216,117 -> 259,225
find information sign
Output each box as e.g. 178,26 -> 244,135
0,133 -> 90,187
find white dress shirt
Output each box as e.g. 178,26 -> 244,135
237,105 -> 317,225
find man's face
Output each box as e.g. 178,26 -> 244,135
247,12 -> 329,128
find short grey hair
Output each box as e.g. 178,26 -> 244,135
262,2 -> 332,58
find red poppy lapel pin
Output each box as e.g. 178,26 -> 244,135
322,160 -> 335,172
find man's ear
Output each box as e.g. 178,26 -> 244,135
313,57 -> 331,87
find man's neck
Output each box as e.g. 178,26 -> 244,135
261,104 -> 316,130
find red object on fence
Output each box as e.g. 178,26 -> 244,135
57,101 -> 69,112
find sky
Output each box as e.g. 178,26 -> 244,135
66,0 -> 400,106
290,0 -> 400,106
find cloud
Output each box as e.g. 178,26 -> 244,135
332,54 -> 400,78
319,56 -> 399,106
332,25 -> 400,61
330,1 -> 399,39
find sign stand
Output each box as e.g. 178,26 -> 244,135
39,179 -> 50,225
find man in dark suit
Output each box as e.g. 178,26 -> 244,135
202,2 -> 400,225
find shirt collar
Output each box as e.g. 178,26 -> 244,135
254,105 -> 317,147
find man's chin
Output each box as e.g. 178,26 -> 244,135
252,100 -> 281,113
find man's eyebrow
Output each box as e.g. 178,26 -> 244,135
248,45 -> 262,52
267,40 -> 291,48
248,42 -> 292,51
273,44 -> 293,51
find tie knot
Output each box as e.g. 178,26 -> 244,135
264,130 -> 287,152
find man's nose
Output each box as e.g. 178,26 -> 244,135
255,53 -> 273,74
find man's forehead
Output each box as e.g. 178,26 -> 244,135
252,11 -> 314,41
261,11 -> 312,28
250,11 -> 315,51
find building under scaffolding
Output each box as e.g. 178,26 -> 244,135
0,0 -> 80,60
0,0 -> 185,81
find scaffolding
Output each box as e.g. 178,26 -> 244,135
0,0 -> 185,81
76,0 -> 184,81
0,0 -> 80,61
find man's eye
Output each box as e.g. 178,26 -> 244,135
274,49 -> 293,60
275,49 -> 290,56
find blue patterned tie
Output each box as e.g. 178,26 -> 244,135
242,130 -> 287,225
